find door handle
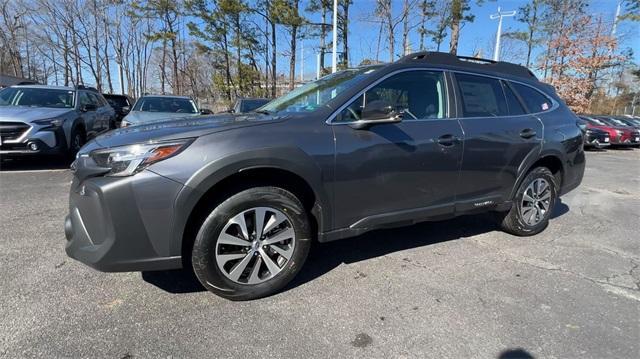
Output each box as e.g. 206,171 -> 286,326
437,134 -> 458,147
519,128 -> 537,139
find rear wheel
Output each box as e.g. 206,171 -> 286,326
191,187 -> 311,300
498,167 -> 557,236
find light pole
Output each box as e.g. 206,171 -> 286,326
490,7 -> 516,61
332,0 -> 338,73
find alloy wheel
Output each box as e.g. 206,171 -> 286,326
215,207 -> 295,284
520,178 -> 552,226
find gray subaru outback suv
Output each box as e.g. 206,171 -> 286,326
65,52 -> 585,300
0,85 -> 115,156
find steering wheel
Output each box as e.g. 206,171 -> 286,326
346,106 -> 360,121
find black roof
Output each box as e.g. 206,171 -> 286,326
396,52 -> 537,81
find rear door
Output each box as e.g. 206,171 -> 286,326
453,73 -> 543,212
331,69 -> 464,229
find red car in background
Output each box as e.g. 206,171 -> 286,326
581,116 -> 640,147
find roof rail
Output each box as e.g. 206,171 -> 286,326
75,85 -> 99,92
396,51 -> 537,81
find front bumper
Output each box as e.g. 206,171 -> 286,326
584,133 -> 610,148
610,133 -> 640,146
0,126 -> 67,155
65,170 -> 184,272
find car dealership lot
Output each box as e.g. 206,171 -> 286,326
1,150 -> 638,358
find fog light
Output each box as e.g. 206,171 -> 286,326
28,142 -> 39,151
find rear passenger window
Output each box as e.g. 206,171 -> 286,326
455,74 -> 508,117
511,83 -> 552,113
502,81 -> 526,115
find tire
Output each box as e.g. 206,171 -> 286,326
68,126 -> 86,158
191,186 -> 311,300
498,167 -> 558,236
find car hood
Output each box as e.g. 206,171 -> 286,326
0,106 -> 72,123
123,111 -> 200,125
91,113 -> 288,149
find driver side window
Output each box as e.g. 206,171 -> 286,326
78,92 -> 91,107
337,70 -> 446,122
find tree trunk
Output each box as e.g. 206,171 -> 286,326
234,12 -> 242,95
166,15 -> 179,95
387,11 -> 394,61
449,0 -> 461,55
271,20 -> 276,97
402,0 -> 410,55
319,5 -> 326,71
264,14 -> 270,95
222,28 -> 233,101
340,2 -> 349,67
289,25 -> 297,90
376,22 -> 382,62
104,15 -> 113,93
419,0 -> 426,51
161,39 -> 167,94
525,0 -> 538,68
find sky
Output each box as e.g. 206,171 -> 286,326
293,0 -> 640,80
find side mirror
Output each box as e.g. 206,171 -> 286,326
122,106 -> 131,114
200,108 -> 213,115
350,100 -> 403,130
81,104 -> 97,112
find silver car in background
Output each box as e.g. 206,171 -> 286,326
0,85 -> 115,156
120,95 -> 211,127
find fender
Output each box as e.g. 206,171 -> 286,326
509,148 -> 566,200
168,147 -> 332,256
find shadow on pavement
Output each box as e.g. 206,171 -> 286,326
142,200 -> 570,295
141,269 -> 206,294
0,156 -> 72,171
498,348 -> 535,359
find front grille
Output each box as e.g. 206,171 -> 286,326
0,122 -> 30,141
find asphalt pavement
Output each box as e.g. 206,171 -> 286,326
1,149 -> 638,358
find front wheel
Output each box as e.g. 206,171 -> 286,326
498,167 -> 558,236
68,126 -> 86,158
191,187 -> 311,300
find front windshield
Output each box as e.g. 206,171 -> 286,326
132,97 -> 198,113
259,66 -> 381,113
0,87 -> 75,108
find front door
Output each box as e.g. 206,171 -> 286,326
331,70 -> 463,229
77,91 -> 98,138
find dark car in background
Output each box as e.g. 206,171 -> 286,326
65,51 -> 585,300
120,95 -> 210,127
0,85 -> 115,156
103,94 -> 134,127
230,98 -> 270,114
583,126 -> 610,149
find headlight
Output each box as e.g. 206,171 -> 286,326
33,117 -> 64,127
89,139 -> 193,177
